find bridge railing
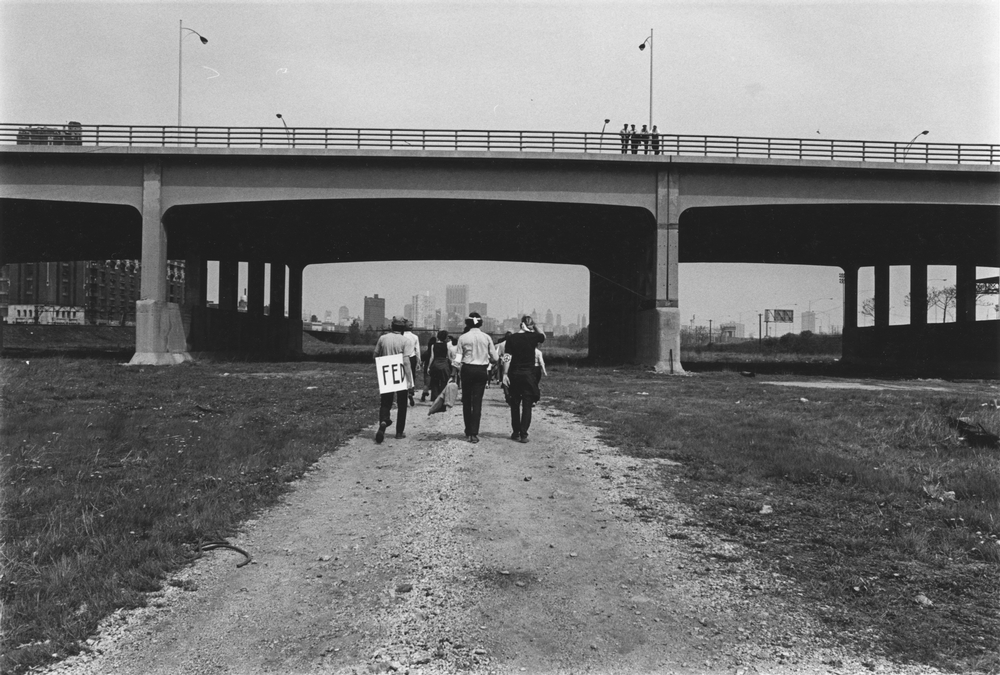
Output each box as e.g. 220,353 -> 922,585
1,123 -> 996,165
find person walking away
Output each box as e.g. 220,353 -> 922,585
372,317 -> 413,443
427,330 -> 452,402
402,321 -> 422,406
651,125 -> 660,155
456,312 -> 498,443
629,124 -> 639,154
448,335 -> 462,390
420,333 -> 436,402
533,346 -> 548,402
619,124 -> 629,154
502,315 -> 545,443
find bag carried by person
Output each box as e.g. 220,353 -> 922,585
428,381 -> 459,415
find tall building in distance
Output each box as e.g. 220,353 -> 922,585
412,291 -> 435,329
363,294 -> 386,330
445,285 -> 469,331
338,305 -> 350,325
469,301 -> 487,317
801,311 -> 817,333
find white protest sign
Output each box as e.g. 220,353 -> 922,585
375,353 -> 409,394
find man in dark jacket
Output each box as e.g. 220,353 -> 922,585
501,315 -> 545,443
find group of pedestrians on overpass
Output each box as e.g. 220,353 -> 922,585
619,123 -> 661,154
372,312 -> 546,446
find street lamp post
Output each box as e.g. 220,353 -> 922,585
178,20 -> 208,128
638,30 -> 653,129
902,130 -> 929,160
601,118 -> 610,150
276,114 -> 290,144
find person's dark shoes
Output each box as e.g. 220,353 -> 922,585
470,435 -> 480,444
420,393 -> 427,402
519,434 -> 529,443
510,432 -> 520,441
395,432 -> 406,439
375,422 -> 387,444
409,395 -> 416,407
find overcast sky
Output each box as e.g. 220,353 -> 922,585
2,0 -> 997,333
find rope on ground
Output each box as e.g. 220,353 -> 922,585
190,540 -> 252,568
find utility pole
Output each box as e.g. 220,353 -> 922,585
758,313 -> 763,347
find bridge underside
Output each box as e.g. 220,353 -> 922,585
2,197 -> 997,373
679,203 -> 999,267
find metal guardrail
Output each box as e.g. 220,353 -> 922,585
2,123 -> 997,165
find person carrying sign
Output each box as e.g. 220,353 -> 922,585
373,316 -> 413,444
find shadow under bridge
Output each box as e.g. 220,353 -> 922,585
165,198 -> 657,362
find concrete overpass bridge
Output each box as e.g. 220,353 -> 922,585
1,123 -> 997,374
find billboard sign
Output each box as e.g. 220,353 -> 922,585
772,309 -> 794,323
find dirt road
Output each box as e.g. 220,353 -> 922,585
45,388 -> 943,675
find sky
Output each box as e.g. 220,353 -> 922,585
2,0 -> 998,335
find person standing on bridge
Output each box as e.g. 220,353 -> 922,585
373,317 -> 413,443
619,124 -> 630,154
651,125 -> 660,155
456,312 -> 498,444
640,124 -> 650,154
502,315 -> 546,443
629,124 -> 639,154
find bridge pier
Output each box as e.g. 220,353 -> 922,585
638,169 -> 683,373
129,160 -> 192,365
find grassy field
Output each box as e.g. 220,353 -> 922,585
546,366 -> 1000,674
2,328 -> 998,673
1,357 -> 373,674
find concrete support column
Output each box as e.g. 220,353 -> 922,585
956,263 -> 977,323
910,264 -> 927,326
269,262 -> 286,319
182,248 -> 207,351
640,168 -> 683,373
247,260 -> 265,315
287,263 -> 304,358
874,265 -> 890,328
218,260 -> 239,310
130,160 -> 191,365
843,266 -> 858,330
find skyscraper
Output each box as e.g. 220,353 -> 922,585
469,301 -> 487,316
445,285 -> 468,330
338,305 -> 350,325
801,311 -> 817,333
413,291 -> 434,329
363,294 -> 386,330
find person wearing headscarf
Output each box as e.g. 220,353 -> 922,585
372,316 -> 413,444
455,312 -> 498,443
502,315 -> 545,443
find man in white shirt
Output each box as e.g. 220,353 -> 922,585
455,312 -> 498,444
401,321 -> 422,407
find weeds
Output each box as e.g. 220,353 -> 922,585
1,358 -> 372,674
547,367 -> 1000,673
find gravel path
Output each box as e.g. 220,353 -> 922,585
43,388 -> 944,675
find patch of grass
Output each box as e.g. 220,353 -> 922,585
547,367 -> 1000,674
1,357 -> 373,674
